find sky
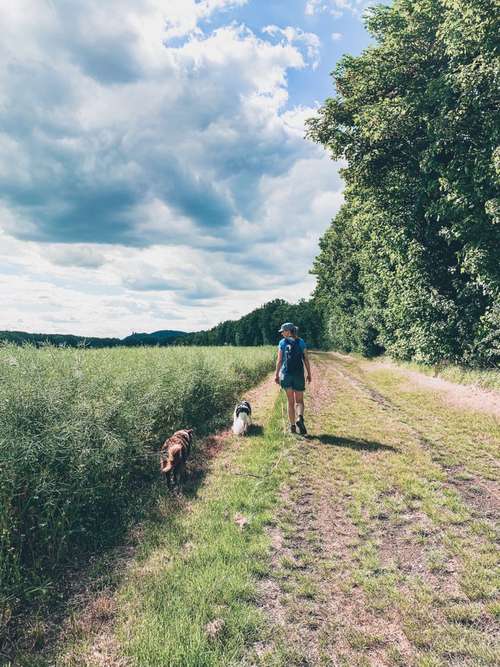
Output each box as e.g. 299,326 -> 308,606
0,0 -> 376,337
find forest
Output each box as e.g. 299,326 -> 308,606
306,0 -> 499,367
178,299 -> 323,348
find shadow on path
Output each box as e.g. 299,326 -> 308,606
313,434 -> 398,453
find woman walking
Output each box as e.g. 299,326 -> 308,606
275,322 -> 312,434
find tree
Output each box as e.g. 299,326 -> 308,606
180,299 -> 325,348
307,0 -> 499,365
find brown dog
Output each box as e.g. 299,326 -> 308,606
160,428 -> 193,489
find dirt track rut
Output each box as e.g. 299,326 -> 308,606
250,353 -> 499,667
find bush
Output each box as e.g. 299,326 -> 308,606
0,344 -> 275,621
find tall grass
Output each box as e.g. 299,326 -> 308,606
0,344 -> 275,625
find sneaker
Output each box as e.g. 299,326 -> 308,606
296,416 -> 307,435
289,424 -> 297,434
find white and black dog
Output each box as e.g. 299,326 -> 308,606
232,400 -> 252,435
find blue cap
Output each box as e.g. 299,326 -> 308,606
278,322 -> 295,333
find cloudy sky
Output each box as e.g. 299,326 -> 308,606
0,0 -> 375,337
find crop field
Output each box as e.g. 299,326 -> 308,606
0,344 -> 275,631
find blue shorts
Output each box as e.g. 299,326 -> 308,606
280,371 -> 305,392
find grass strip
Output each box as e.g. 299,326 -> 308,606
106,392 -> 291,667
314,358 -> 499,665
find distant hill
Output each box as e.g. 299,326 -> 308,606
0,329 -> 187,348
121,330 -> 187,346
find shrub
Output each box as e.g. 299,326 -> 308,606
0,344 -> 274,622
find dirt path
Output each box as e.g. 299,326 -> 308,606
247,353 -> 499,666
367,358 -> 500,418
19,354 -> 499,667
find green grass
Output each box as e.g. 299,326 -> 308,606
0,344 -> 275,627
360,366 -> 500,481
120,353 -> 500,666
60,393 -> 291,667
256,353 -> 499,666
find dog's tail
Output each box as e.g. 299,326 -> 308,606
160,442 -> 184,474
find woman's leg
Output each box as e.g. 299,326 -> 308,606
294,390 -> 304,418
294,390 -> 307,434
286,388 -> 296,425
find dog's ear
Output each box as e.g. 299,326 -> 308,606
187,428 -> 194,434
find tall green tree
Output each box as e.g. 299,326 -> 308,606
307,0 -> 499,365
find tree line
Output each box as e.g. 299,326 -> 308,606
177,299 -> 324,348
306,0 -> 499,367
0,330 -> 186,348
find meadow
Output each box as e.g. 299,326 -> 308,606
0,344 -> 275,628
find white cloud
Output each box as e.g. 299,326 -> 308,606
262,25 -> 321,70
45,245 -> 107,269
163,0 -> 249,40
331,32 -> 343,41
0,1 -> 343,335
1,16 -> 317,244
305,0 -> 373,18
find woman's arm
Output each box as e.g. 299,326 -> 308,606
303,351 -> 312,383
275,349 -> 283,384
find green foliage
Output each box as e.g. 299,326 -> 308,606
0,330 -> 122,347
179,298 -> 324,348
0,344 -> 274,623
307,0 -> 499,366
